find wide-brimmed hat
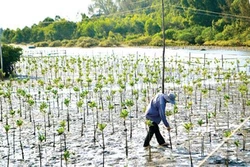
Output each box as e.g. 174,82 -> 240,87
164,93 -> 176,104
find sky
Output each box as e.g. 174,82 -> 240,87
0,0 -> 92,30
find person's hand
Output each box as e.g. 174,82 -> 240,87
166,126 -> 171,131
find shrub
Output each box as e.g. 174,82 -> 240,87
125,34 -> 141,41
176,32 -> 195,44
99,39 -> 120,47
165,40 -> 188,46
215,40 -> 242,46
243,40 -> 250,47
201,27 -> 217,41
149,36 -> 163,46
36,42 -> 49,47
61,40 -> 69,47
126,36 -> 152,46
76,37 -> 99,47
65,40 -> 77,47
165,29 -> 177,40
49,40 -> 62,47
195,36 -> 205,45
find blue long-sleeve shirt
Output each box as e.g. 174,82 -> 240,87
145,93 -> 170,127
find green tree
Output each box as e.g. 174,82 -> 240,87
11,29 -> 23,43
181,0 -> 226,26
1,44 -> 22,77
45,20 -> 77,41
30,28 -> 45,42
21,26 -> 32,43
2,28 -> 16,43
77,21 -> 96,38
145,19 -> 161,36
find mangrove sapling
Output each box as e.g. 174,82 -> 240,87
51,89 -> 60,117
76,99 -> 83,117
9,110 -> 16,155
224,130 -> 232,166
201,88 -> 208,105
38,79 -> 45,98
61,120 -> 68,151
120,109 -> 129,158
106,95 -> 112,122
27,98 -> 35,122
77,77 -> 84,93
224,71 -> 232,95
63,150 -> 71,167
224,94 -> 230,129
202,68 -> 208,86
38,132 -> 46,167
16,119 -> 24,160
80,90 -> 89,117
108,103 -> 115,134
39,102 -> 48,141
80,91 -> 88,123
57,123 -> 65,167
89,101 -> 97,143
125,99 -> 134,139
187,85 -> 194,114
64,98 -> 70,132
213,100 -> 218,130
132,89 -> 139,118
173,105 -> 179,137
96,75 -> 105,105
94,81 -> 104,125
4,124 -> 10,167
198,119 -> 205,157
195,81 -> 202,106
118,79 -> 126,107
187,100 -> 193,123
76,100 -> 85,136
234,140 -> 240,161
238,84 -> 248,116
45,87 -> 53,127
17,88 -> 26,117
86,78 -> 93,115
141,89 -> 147,104
98,123 -> 107,167
184,122 -> 194,167
183,85 -> 189,111
206,113 -> 212,140
142,76 -> 150,102
4,90 -> 13,120
73,86 -> 80,108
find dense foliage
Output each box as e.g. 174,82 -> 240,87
1,45 -> 22,77
1,0 -> 250,47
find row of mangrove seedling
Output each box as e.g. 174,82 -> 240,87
0,52 -> 249,166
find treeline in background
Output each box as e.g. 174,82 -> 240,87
1,0 -> 250,47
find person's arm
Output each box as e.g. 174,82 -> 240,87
159,95 -> 170,128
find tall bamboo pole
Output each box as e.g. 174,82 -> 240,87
161,0 -> 166,94
161,0 -> 173,150
0,33 -> 3,71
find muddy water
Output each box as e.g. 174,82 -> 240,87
0,47 -> 250,166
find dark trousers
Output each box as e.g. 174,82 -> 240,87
143,122 -> 166,147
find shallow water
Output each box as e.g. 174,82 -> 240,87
0,47 -> 250,166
